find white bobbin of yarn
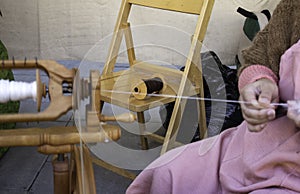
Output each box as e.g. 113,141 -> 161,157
0,79 -> 37,103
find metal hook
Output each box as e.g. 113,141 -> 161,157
24,57 -> 27,66
12,56 -> 15,66
2,59 -> 4,68
35,57 -> 38,67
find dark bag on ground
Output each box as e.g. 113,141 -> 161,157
160,51 -> 244,142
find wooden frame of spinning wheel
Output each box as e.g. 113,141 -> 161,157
0,60 -> 122,194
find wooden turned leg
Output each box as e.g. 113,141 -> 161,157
137,112 -> 149,150
52,154 -> 70,194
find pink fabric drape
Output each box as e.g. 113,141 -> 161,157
126,40 -> 300,194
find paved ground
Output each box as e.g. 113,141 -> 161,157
0,146 -> 134,194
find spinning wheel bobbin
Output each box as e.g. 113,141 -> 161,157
132,74 -> 167,100
0,68 -> 46,112
36,69 -> 47,112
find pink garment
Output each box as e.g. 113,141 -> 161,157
238,65 -> 278,91
279,39 -> 300,101
126,40 -> 300,194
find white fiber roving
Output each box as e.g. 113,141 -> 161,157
0,79 -> 37,103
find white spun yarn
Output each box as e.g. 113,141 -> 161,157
0,79 -> 37,103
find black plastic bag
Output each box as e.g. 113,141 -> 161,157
160,51 -> 244,142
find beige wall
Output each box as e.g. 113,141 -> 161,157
0,0 -> 281,65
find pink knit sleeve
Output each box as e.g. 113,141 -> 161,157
238,65 -> 278,91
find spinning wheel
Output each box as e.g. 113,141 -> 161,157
0,59 -> 134,194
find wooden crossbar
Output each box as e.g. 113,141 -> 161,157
128,0 -> 205,15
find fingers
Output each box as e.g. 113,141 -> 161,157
239,78 -> 278,132
242,108 -> 275,124
257,89 -> 276,107
241,105 -> 275,132
256,79 -> 279,107
240,79 -> 277,108
287,109 -> 300,127
287,100 -> 300,127
247,123 -> 267,132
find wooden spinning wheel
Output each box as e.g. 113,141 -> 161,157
0,59 -> 130,194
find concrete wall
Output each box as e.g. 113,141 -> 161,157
0,0 -> 281,65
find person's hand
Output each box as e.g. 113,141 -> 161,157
287,100 -> 300,127
239,78 -> 279,132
